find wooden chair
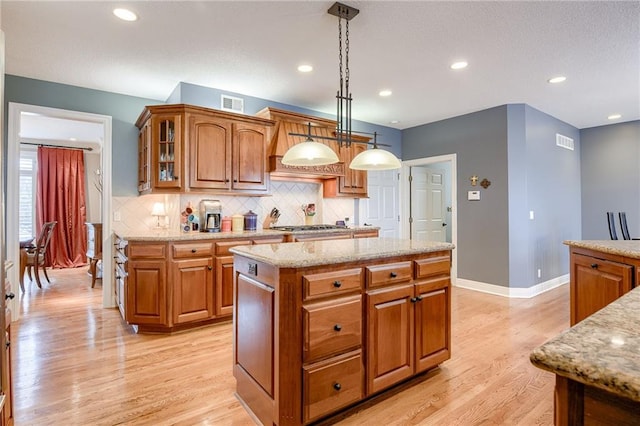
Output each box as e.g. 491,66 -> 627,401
607,212 -> 618,240
618,212 -> 639,240
22,221 -> 57,290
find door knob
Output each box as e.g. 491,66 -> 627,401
5,292 -> 15,300
442,223 -> 447,227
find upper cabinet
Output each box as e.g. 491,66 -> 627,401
323,134 -> 369,198
136,104 -> 274,195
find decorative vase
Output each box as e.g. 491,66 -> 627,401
304,215 -> 314,226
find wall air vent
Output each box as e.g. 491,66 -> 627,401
556,133 -> 574,151
221,95 -> 244,113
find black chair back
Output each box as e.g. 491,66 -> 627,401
619,212 -> 631,240
607,212 -> 618,240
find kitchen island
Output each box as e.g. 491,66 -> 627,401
114,226 -> 377,333
230,238 -> 454,425
530,286 -> 640,425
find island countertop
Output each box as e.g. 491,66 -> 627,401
564,240 -> 640,259
230,237 -> 454,268
116,226 -> 378,242
530,286 -> 640,402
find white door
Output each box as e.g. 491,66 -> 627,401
361,169 -> 399,238
410,166 -> 446,242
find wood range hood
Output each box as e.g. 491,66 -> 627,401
255,107 -> 345,181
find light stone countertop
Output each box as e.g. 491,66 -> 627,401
564,240 -> 640,259
530,286 -> 640,402
118,226 -> 378,242
230,237 -> 454,268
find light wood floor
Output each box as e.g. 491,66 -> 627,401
13,267 -> 569,425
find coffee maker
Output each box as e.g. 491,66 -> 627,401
199,200 -> 222,232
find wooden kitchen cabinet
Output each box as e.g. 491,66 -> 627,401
138,119 -> 151,192
570,249 -> 633,325
126,258 -> 168,326
136,104 -> 274,195
171,241 -> 215,324
366,252 -> 451,395
323,135 -> 369,198
114,236 -> 128,319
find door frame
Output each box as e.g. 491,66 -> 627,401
7,102 -> 114,316
400,154 -> 457,285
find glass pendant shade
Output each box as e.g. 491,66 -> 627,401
281,138 -> 340,166
349,147 -> 402,170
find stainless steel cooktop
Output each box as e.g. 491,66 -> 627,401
269,224 -> 347,232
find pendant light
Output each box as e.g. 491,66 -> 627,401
349,132 -> 402,170
281,123 -> 339,166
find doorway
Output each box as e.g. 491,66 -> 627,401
7,103 -> 113,318
401,154 -> 457,284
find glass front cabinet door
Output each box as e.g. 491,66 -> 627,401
151,113 -> 183,190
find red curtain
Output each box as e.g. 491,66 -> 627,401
36,147 -> 88,268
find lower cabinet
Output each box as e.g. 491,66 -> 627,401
570,249 -> 634,325
215,256 -> 234,317
172,257 -> 214,324
126,259 -> 168,326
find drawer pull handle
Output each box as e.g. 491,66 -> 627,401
191,249 -> 197,253
590,263 -> 598,269
333,383 -> 341,391
333,281 -> 342,288
390,272 -> 397,278
334,324 -> 342,332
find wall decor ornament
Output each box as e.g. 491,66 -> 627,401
470,175 -> 479,186
481,178 -> 491,189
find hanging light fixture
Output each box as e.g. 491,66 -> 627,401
350,132 -> 402,170
282,2 -> 401,170
281,122 -> 339,166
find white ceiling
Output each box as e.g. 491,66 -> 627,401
2,1 -> 639,133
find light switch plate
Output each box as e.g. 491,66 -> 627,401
468,190 -> 480,201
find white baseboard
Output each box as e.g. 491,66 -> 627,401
454,274 -> 569,298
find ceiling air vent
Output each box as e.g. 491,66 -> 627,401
556,133 -> 574,151
221,94 -> 244,114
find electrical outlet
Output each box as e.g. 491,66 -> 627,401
114,210 -> 121,222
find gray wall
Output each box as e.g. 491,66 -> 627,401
4,75 -> 160,196
581,120 -> 640,239
516,105 -> 581,287
403,106 -> 511,286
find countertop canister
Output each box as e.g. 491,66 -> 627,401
221,216 -> 232,232
244,210 -> 258,231
232,214 -> 244,232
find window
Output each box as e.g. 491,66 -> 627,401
19,149 -> 37,241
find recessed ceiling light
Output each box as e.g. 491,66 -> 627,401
450,61 -> 468,70
297,64 -> 313,73
390,120 -> 400,124
608,114 -> 622,120
379,90 -> 392,97
113,8 -> 138,22
548,76 -> 566,84
69,137 -> 77,142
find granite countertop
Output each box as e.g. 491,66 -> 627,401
564,240 -> 640,259
118,226 -> 378,242
230,237 -> 454,268
530,286 -> 640,402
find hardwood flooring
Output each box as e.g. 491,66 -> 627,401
12,268 -> 569,425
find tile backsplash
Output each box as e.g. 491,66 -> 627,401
112,181 -> 356,234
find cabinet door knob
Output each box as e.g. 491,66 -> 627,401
333,383 -> 342,391
5,292 -> 15,300
410,297 -> 418,303
208,266 -> 213,271
334,324 -> 342,332
591,263 -> 598,269
390,272 -> 397,278
191,249 -> 197,253
174,176 -> 179,180
416,295 -> 423,301
333,281 -> 342,288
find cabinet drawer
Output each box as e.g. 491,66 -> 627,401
303,350 -> 364,423
353,230 -> 379,239
129,243 -> 166,259
366,261 -> 413,288
215,240 -> 252,256
172,242 -> 213,258
252,236 -> 285,245
303,268 -> 362,300
414,254 -> 450,279
303,295 -> 362,362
